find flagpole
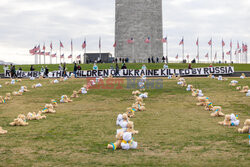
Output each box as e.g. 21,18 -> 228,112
210,38 -> 213,63
50,46 -> 52,64
222,40 -> 224,63
166,40 -> 168,63
71,39 -> 73,64
182,37 -> 184,62
230,40 -> 232,63
246,44 -> 248,64
197,38 -> 199,63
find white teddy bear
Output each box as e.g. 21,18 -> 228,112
121,132 -> 138,150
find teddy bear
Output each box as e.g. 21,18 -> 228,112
108,74 -> 113,78
210,106 -> 225,117
186,85 -> 193,91
0,96 -> 6,104
39,75 -> 43,80
4,93 -> 11,101
132,90 -> 141,95
196,97 -> 210,106
204,102 -> 214,111
21,86 -> 29,92
121,132 -> 138,150
138,81 -> 145,91
42,104 -> 56,113
181,81 -> 187,87
126,107 -> 136,118
5,82 -> 10,85
0,126 -> 7,134
118,113 -> 129,128
9,114 -> 28,126
78,87 -> 87,94
50,79 -> 59,84
168,75 -> 172,79
238,119 -> 250,133
71,73 -> 75,79
116,114 -> 123,126
116,121 -> 139,135
197,90 -> 204,97
30,77 -> 35,80
89,80 -> 96,86
240,86 -> 249,93
60,95 -> 72,103
16,79 -> 22,82
51,99 -> 58,108
107,131 -> 124,150
71,91 -> 79,98
218,114 -> 240,126
132,102 -> 146,111
236,86 -> 241,90
246,90 -> 250,96
134,96 -> 143,103
36,111 -> 47,120
139,92 -> 148,99
27,111 -> 46,120
192,89 -> 199,97
240,73 -> 246,79
32,83 -> 42,88
11,79 -> 15,85
12,91 -> 23,96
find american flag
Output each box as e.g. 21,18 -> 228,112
127,38 -> 134,44
50,42 -> 53,50
208,39 -> 212,46
238,49 -> 241,53
222,40 -> 225,47
39,51 -> 45,55
45,52 -> 50,56
226,51 -> 231,55
51,53 -> 56,58
113,41 -> 116,48
68,54 -> 72,59
43,44 -> 46,51
196,38 -> 199,46
175,54 -> 178,59
71,40 -> 73,51
162,37 -> 167,43
243,44 -> 248,52
60,54 -> 64,58
60,41 -> 64,48
82,40 -> 86,49
36,45 -> 40,51
179,38 -> 184,45
145,37 -> 150,43
237,41 -> 240,49
99,37 -> 101,49
29,48 -> 35,55
186,55 -> 190,59
230,40 -> 232,48
77,55 -> 81,59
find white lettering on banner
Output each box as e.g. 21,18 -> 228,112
4,67 -> 234,78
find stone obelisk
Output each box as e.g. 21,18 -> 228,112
115,0 -> 163,63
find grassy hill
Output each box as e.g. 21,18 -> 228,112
0,63 -> 250,73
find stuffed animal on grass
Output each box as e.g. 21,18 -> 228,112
134,96 -> 143,103
126,107 -> 136,118
50,79 -> 59,84
139,92 -> 148,99
27,111 -> 46,120
51,99 -> 58,108
197,90 -> 204,97
196,97 -> 210,106
236,86 -> 241,90
0,127 -> 7,134
9,114 -> 28,126
0,84 -> 2,88
4,93 -> 11,101
168,75 -> 172,79
0,96 -> 6,104
240,86 -> 249,93
238,119 -> 250,133
118,113 -> 129,128
181,81 -> 187,87
229,80 -> 238,87
132,90 -> 141,95
186,85 -> 193,91
204,102 -> 213,111
39,75 -> 43,80
218,114 -> 240,126
5,82 -> 10,85
210,106 -> 225,117
246,90 -> 250,96
30,77 -> 35,80
43,104 -> 56,113
121,132 -> 138,150
21,86 -> 29,92
71,91 -> 79,98
71,74 -> 75,79
60,95 -> 72,103
32,83 -> 42,88
138,81 -> 145,91
107,131 -> 124,150
11,79 -> 15,85
12,91 -> 23,96
78,87 -> 87,94
116,114 -> 123,126
116,121 -> 139,135
192,89 -> 199,97
208,74 -> 215,79
240,73 -> 246,79
132,102 -> 146,111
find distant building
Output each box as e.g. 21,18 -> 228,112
84,53 -> 114,64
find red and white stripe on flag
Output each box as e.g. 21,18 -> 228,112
162,37 -> 167,43
60,54 -> 64,58
208,39 -> 212,46
179,38 -> 184,45
77,55 -> 81,59
82,41 -> 86,49
127,38 -> 134,44
145,37 -> 150,43
175,54 -> 178,59
60,41 -> 64,48
68,55 -> 72,59
226,51 -> 231,55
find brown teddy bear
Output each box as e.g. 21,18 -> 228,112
229,82 -> 237,87
210,106 -> 225,117
4,93 -> 11,101
60,95 -> 72,103
39,75 -> 43,80
5,82 -> 10,85
126,121 -> 139,135
51,99 -> 58,108
240,86 -> 249,93
238,119 -> 250,133
192,89 -> 199,97
0,96 -> 6,104
196,97 -> 210,106
134,96 -> 143,103
132,90 -> 141,95
27,111 -> 46,120
107,131 -> 124,150
0,127 -> 7,134
42,104 -> 56,113
204,102 -> 214,111
240,73 -> 246,79
21,86 -> 29,92
12,91 -> 22,96
126,107 -> 136,118
132,102 -> 146,111
10,114 -> 28,126
71,91 -> 79,98
218,114 -> 240,126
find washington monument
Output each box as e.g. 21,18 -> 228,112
115,0 -> 163,63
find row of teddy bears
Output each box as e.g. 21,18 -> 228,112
107,76 -> 148,150
176,76 -> 250,142
0,74 -> 97,135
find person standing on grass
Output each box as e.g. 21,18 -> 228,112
115,63 -> 119,76
11,65 -> 16,78
45,66 -> 49,77
142,64 -> 147,70
73,63 -> 77,77
63,63 -> 67,77
3,65 -> 9,75
30,65 -> 35,71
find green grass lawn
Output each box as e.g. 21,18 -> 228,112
0,77 -> 249,166
1,63 -> 250,73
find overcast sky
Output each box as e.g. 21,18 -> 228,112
0,0 -> 249,64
